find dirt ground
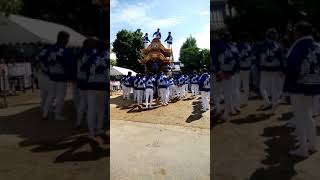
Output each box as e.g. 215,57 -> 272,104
0,90 -> 109,180
212,98 -> 320,180
110,91 -> 210,129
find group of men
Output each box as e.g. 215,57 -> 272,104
121,69 -> 210,111
143,28 -> 173,48
212,21 -> 320,158
34,31 -> 108,140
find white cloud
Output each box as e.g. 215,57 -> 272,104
172,24 -> 210,62
110,0 -> 119,8
172,37 -> 185,62
111,2 -> 182,31
148,17 -> 182,30
111,4 -> 146,25
194,23 -> 210,49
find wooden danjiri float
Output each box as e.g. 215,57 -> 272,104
139,38 -> 173,74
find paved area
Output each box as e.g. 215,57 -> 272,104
110,120 -> 210,180
212,99 -> 320,180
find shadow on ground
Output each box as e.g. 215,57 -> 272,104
231,113 -> 273,124
111,94 -> 187,114
278,112 -> 294,121
186,98 -> 205,123
0,101 -> 109,163
249,124 -> 305,180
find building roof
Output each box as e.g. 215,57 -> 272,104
0,13 -> 86,46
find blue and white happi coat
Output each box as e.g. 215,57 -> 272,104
86,50 -> 109,91
258,39 -> 284,72
237,42 -> 254,71
164,35 -> 173,44
199,73 -> 210,92
217,41 -> 239,75
285,35 -> 320,95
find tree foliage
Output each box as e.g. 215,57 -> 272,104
110,59 -> 117,66
112,29 -> 144,73
0,0 -> 24,16
179,36 -> 209,72
199,48 -> 210,69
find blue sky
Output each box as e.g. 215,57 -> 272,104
110,0 -> 210,61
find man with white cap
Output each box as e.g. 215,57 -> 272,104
136,74 -> 145,105
33,44 -> 50,112
157,71 -> 169,105
237,32 -> 254,107
75,38 -> 97,129
190,70 -> 199,97
144,72 -> 155,108
164,32 -> 173,49
86,40 -> 108,140
285,21 -> 319,158
258,28 -> 285,113
153,28 -> 162,40
42,31 -> 73,121
124,71 -> 134,100
199,68 -> 210,111
143,33 -> 151,48
216,30 -> 240,121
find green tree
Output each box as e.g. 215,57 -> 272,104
110,59 -> 117,66
0,0 -> 23,16
199,48 -> 210,69
180,36 -> 197,50
112,29 -> 144,72
180,46 -> 200,72
179,36 -> 209,72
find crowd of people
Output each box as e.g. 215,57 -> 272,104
33,31 -> 108,141
0,43 -> 81,95
120,69 -> 210,111
212,21 -> 320,158
0,43 -> 41,95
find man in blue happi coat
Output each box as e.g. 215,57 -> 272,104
153,28 -> 161,40
284,21 -> 320,158
164,32 -> 173,48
